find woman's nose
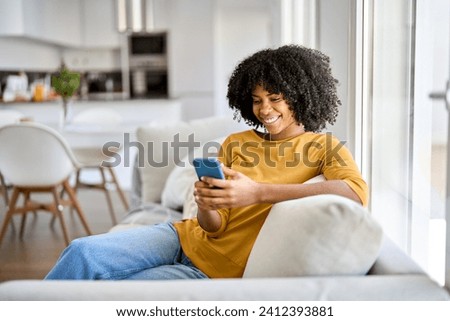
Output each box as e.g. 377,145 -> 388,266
259,100 -> 272,114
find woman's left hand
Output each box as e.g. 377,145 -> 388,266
193,165 -> 261,210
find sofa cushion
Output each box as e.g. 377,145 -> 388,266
136,121 -> 193,203
243,194 -> 383,278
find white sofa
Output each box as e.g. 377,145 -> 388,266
0,116 -> 449,301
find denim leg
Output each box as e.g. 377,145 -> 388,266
45,223 -> 184,280
124,252 -> 208,280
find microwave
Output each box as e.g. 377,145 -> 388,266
128,32 -> 168,71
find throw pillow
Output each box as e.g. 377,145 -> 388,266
161,136 -> 226,211
243,194 -> 383,278
161,162 -> 197,211
182,183 -> 198,219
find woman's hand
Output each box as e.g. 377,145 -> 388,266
194,165 -> 261,211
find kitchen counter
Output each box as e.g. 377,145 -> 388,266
0,99 -> 182,125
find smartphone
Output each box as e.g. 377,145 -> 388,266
193,158 -> 225,180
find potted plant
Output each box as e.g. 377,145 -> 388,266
52,63 -> 80,129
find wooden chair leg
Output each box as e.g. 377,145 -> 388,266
107,167 -> 129,211
63,180 -> 92,235
0,172 -> 9,206
19,190 -> 31,239
69,169 -> 82,217
0,187 -> 20,246
0,172 -> 16,231
100,167 -> 117,225
51,186 -> 70,246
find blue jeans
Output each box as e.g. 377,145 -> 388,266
45,223 -> 208,280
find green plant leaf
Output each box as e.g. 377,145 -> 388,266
52,68 -> 80,98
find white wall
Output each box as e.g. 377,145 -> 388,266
62,48 -> 121,71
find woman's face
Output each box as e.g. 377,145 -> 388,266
252,85 -> 304,140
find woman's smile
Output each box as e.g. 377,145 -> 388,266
261,115 -> 281,125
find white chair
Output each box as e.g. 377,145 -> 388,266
0,172 -> 8,209
0,110 -> 25,214
70,108 -> 129,225
0,122 -> 92,246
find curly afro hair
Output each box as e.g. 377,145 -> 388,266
227,45 -> 341,133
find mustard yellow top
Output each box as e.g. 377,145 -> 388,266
174,130 -> 368,278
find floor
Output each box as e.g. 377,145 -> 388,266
0,187 -> 129,281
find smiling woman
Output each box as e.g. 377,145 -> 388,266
42,44 -> 367,281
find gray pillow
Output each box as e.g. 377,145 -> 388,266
243,194 -> 383,277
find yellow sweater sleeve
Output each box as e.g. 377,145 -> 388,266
318,134 -> 369,206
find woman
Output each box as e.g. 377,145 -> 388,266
45,45 -> 367,280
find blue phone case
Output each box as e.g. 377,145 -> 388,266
193,158 -> 225,180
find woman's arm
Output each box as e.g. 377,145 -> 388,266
256,179 -> 362,205
196,166 -> 363,212
193,180 -> 224,233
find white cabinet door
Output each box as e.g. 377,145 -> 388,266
25,0 -> 82,46
13,0 -> 82,47
82,0 -> 120,48
0,0 -> 25,36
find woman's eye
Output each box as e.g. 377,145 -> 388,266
253,100 -> 261,104
270,97 -> 281,102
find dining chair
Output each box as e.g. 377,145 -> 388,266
70,108 -> 129,225
0,110 -> 25,221
0,122 -> 92,246
0,172 -> 9,209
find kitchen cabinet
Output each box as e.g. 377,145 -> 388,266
0,0 -> 119,49
168,0 -> 215,120
23,0 -> 82,47
82,0 -> 120,48
0,1 -> 25,36
0,0 -> 82,47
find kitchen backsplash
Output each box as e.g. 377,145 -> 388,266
0,69 -> 124,103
